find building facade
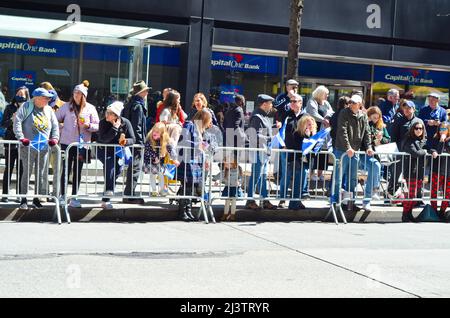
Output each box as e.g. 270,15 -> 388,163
1,0 -> 450,114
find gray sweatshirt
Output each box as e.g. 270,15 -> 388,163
13,100 -> 60,141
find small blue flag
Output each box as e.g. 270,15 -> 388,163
302,128 -> 331,156
164,164 -> 177,180
31,132 -> 48,152
270,118 -> 288,149
115,146 -> 132,166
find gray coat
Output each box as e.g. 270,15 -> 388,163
248,108 -> 273,149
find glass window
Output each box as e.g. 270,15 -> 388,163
210,51 -> 281,114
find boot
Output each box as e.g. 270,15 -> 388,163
178,200 -> 192,222
402,211 -> 416,223
438,210 -> 447,222
185,203 -> 196,221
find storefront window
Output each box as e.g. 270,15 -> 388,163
82,43 -> 133,116
372,66 -> 450,110
0,36 -> 136,117
142,45 -> 181,120
0,36 -> 80,103
210,51 -> 281,115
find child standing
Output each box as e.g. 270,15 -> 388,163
221,158 -> 243,222
144,123 -> 179,196
429,122 -> 450,221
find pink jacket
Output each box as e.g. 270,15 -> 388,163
56,102 -> 99,145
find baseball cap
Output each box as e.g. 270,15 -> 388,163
349,95 -> 363,104
32,88 -> 54,98
403,100 -> 416,108
428,92 -> 441,99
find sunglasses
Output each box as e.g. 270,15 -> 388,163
414,127 -> 424,131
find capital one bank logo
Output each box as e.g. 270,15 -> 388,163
211,53 -> 261,71
385,69 -> 434,85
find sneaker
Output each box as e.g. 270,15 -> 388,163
104,191 -> 114,196
101,201 -> 113,209
19,202 -> 28,210
290,201 -> 306,210
69,199 -> 82,208
301,193 -> 311,199
278,200 -> 287,209
32,198 -> 43,209
151,192 -> 159,197
159,188 -> 169,197
262,201 -> 278,210
362,203 -> 371,212
245,201 -> 260,210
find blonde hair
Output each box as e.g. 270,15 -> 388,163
312,85 -> 329,101
297,115 -> 317,137
192,109 -> 212,134
192,93 -> 208,110
366,106 -> 384,130
166,123 -> 182,146
39,82 -> 54,91
147,122 -> 170,158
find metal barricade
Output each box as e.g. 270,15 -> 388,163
206,146 -> 343,224
0,140 -> 62,224
335,150 -> 450,220
63,142 -> 213,223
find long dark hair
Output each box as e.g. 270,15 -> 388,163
409,122 -> 425,140
164,91 -> 181,119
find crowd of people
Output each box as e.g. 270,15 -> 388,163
0,78 -> 449,223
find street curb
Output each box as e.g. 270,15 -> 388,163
0,204 -> 408,223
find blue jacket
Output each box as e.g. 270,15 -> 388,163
418,105 -> 447,147
177,121 -> 205,184
379,99 -> 398,134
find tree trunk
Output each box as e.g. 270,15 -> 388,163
287,0 -> 304,81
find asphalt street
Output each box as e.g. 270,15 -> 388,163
1,221 -> 449,298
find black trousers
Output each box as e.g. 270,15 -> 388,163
124,147 -> 143,196
60,144 -> 84,196
2,145 -> 23,195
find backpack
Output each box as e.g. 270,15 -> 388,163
416,204 -> 441,222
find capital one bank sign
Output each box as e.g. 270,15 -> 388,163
211,52 -> 279,75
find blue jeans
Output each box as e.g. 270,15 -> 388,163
98,148 -> 122,202
287,161 -> 308,209
332,149 -> 359,204
359,155 -> 381,204
247,152 -> 269,199
278,152 -> 288,198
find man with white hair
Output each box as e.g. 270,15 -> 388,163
379,88 -> 400,133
